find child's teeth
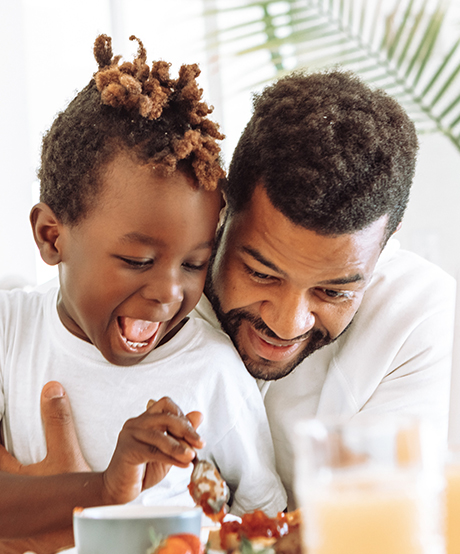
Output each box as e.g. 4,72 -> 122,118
123,337 -> 148,348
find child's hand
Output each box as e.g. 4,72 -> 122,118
102,397 -> 204,505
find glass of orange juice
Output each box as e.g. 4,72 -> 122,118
294,416 -> 445,554
445,448 -> 460,553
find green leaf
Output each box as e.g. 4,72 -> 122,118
205,0 -> 460,153
240,536 -> 275,554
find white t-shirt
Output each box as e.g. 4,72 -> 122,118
0,288 -> 287,516
192,240 -> 456,509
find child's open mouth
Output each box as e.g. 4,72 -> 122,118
118,316 -> 160,350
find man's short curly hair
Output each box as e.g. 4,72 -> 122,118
39,34 -> 225,225
225,69 -> 418,244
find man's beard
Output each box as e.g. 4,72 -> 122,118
206,274 -> 345,381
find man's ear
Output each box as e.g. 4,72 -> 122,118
30,203 -> 64,266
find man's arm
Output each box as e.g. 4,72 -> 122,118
0,382 -> 105,538
0,383 -> 203,540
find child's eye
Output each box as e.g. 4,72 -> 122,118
182,261 -> 208,272
120,257 -> 153,269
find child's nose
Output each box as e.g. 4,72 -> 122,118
140,274 -> 184,307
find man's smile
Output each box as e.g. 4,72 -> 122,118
244,321 -> 305,362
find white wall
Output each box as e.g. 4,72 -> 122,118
1,0 -> 459,288
398,133 -> 460,277
0,0 -> 212,287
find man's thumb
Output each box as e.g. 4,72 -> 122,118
40,381 -> 90,471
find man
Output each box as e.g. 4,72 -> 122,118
0,69 -> 455,521
193,69 -> 455,507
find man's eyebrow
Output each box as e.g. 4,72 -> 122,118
242,245 -> 364,285
121,232 -> 213,249
242,246 -> 287,276
318,274 -> 364,286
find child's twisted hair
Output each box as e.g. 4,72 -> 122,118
39,34 -> 225,224
94,35 -> 224,189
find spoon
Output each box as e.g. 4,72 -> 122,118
145,399 -> 229,516
189,456 -> 230,517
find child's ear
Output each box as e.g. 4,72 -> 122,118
30,203 -> 64,266
218,193 -> 227,230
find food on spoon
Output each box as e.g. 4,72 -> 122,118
188,458 -> 230,519
146,397 -> 229,519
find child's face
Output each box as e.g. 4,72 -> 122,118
56,151 -> 222,366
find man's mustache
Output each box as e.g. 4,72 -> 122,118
226,307 -> 315,343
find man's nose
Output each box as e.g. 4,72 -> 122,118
260,292 -> 315,340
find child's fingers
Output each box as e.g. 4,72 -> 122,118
145,397 -> 205,448
119,411 -> 201,466
186,411 -> 203,431
146,396 -> 184,416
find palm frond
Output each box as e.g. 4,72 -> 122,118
208,0 -> 460,152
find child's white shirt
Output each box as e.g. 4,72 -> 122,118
0,287 -> 287,516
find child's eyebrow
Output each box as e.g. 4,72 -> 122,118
120,232 -> 214,250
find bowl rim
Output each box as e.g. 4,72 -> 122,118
74,504 -> 203,520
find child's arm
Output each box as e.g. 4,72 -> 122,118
0,393 -> 203,539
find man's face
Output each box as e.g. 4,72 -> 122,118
55,151 -> 222,366
207,185 -> 387,380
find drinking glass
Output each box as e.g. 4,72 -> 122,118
445,447 -> 460,553
294,416 -> 445,554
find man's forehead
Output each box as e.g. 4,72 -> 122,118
223,188 -> 388,282
228,182 -> 390,246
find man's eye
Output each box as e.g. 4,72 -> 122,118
254,271 -> 272,280
245,265 -> 274,281
321,289 -> 351,299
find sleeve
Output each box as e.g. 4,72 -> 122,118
331,259 -> 456,443
316,254 -> 455,443
208,385 -> 288,517
352,306 -> 453,438
0,291 -> 11,420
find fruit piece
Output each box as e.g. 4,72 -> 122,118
172,533 -> 204,554
151,533 -> 204,554
155,536 -> 193,554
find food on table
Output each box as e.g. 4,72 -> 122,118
188,458 -> 229,519
148,532 -> 204,554
207,509 -> 303,554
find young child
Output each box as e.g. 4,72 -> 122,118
0,35 -> 286,549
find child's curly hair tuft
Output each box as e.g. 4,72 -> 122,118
39,34 -> 225,225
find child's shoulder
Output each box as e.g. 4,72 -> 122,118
181,317 -> 255,381
0,286 -> 56,321
185,316 -> 239,354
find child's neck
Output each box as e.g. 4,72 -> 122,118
157,317 -> 189,347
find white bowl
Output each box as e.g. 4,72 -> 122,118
73,504 -> 202,554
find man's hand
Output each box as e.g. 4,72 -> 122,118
0,381 -> 90,475
0,381 -> 89,553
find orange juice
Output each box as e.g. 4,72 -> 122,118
303,472 -> 430,554
446,465 -> 460,554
